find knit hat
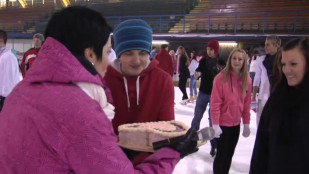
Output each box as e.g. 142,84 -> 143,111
113,19 -> 153,58
207,40 -> 220,56
33,33 -> 45,42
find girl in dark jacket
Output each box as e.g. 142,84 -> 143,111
250,38 -> 309,174
177,46 -> 190,105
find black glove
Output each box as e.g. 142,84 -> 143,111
169,128 -> 199,158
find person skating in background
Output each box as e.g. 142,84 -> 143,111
149,46 -> 157,60
188,50 -> 199,102
248,48 -> 261,90
211,48 -> 252,174
21,33 -> 44,77
252,35 -> 281,127
250,38 -> 309,174
177,46 -> 190,105
169,49 -> 177,75
0,29 -> 21,112
191,40 -> 223,157
154,44 -> 174,77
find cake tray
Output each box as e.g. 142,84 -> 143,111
118,140 -> 207,152
118,143 -> 155,152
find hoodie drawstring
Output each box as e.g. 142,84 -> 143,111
122,75 -> 141,110
136,76 -> 140,106
123,77 -> 130,109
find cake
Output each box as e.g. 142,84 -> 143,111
118,120 -> 189,151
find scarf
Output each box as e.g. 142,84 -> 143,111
263,54 -> 276,80
75,82 -> 115,120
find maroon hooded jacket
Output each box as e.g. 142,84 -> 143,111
104,59 -> 175,133
21,47 -> 40,77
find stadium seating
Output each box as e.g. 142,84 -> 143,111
0,0 -> 308,36
0,3 -> 54,33
169,0 -> 309,34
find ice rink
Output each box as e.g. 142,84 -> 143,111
172,87 -> 257,174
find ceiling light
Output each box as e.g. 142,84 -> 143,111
219,41 -> 238,46
152,40 -> 169,45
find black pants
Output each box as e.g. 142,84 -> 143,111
178,76 -> 188,100
210,137 -> 218,149
213,125 -> 240,174
0,96 -> 5,112
249,72 -> 255,91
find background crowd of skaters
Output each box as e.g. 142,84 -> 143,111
0,5 -> 309,174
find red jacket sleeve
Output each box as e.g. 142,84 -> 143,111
157,73 -> 175,121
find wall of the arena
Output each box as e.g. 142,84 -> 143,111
7,39 -> 33,53
6,38 -> 262,62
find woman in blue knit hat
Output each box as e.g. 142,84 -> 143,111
104,19 -> 198,165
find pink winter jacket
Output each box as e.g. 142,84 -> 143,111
0,37 -> 180,174
211,71 -> 251,126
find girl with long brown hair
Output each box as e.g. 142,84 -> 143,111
177,46 -> 190,104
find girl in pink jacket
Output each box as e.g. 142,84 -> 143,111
210,48 -> 252,174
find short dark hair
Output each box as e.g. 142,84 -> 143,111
161,44 -> 168,49
45,6 -> 112,61
0,29 -> 7,44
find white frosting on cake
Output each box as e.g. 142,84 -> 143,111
118,120 -> 189,148
147,122 -> 176,131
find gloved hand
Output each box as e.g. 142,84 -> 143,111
242,124 -> 250,137
212,125 -> 222,138
169,128 -> 199,158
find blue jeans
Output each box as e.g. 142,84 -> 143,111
191,91 -> 217,149
191,91 -> 211,130
189,75 -> 197,96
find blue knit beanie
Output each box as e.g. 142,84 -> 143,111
113,19 -> 153,58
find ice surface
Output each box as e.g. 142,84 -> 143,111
173,87 -> 256,174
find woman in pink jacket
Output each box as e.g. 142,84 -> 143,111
0,6 -> 198,174
210,48 -> 252,174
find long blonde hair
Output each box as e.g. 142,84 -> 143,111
222,48 -> 249,94
178,46 -> 190,66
